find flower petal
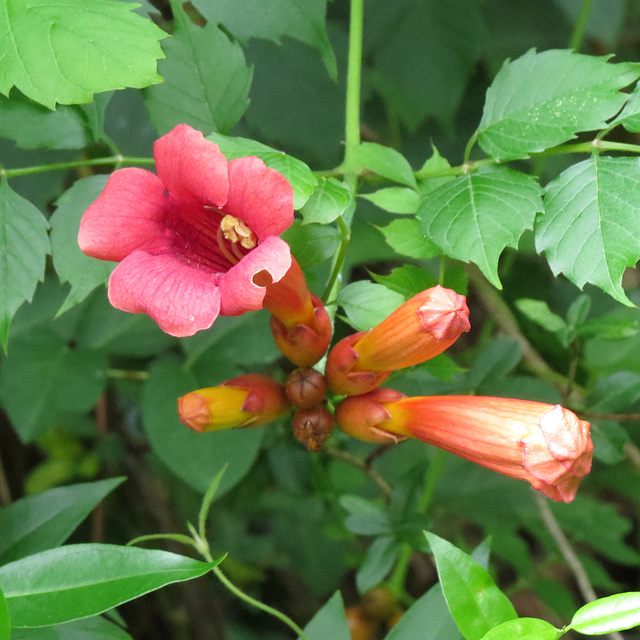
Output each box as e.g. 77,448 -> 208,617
225,156 -> 294,238
78,168 -> 170,261
108,250 -> 221,337
218,236 -> 292,316
154,124 -> 229,207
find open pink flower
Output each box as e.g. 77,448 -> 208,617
78,124 -> 294,337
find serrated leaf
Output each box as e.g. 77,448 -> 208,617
301,178 -> 352,225
536,155 -> 640,307
282,220 -> 340,269
336,281 -> 405,332
355,142 -> 417,188
0,0 -> 166,109
0,478 -> 124,566
303,591 -> 351,640
360,187 -> 421,214
477,49 -> 640,160
0,544 -> 216,627
377,218 -> 441,260
569,592 -> 640,634
371,265 -> 438,298
356,536 -> 399,594
144,0 -> 252,135
418,166 -> 543,287
0,180 -> 50,350
50,176 -> 114,316
207,132 -> 317,209
417,144 -> 455,194
192,0 -> 336,80
425,532 -> 518,640
612,80 -> 640,132
480,618 -> 561,640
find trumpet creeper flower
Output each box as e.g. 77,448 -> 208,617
78,124 -> 294,337
335,390 -> 593,502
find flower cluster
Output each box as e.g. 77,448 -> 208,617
79,124 -> 593,503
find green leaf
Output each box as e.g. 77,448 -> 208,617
361,187 -> 421,214
0,0 -> 166,109
536,155 -> 640,307
301,178 -> 352,225
587,371 -> 640,412
303,591 -> 351,640
50,176 -> 114,316
356,536 -> 399,594
477,49 -> 640,160
0,586 -> 9,640
336,281 -> 405,332
425,532 -> 518,640
385,583 -> 462,640
417,145 -> 455,194
0,179 -> 50,350
144,0 -> 251,135
418,166 -> 543,287
569,592 -> 640,634
0,92 -> 90,150
612,80 -> 640,132
514,298 -> 567,334
371,265 -> 438,298
192,0 -> 337,80
142,359 -> 263,496
207,132 -> 318,209
13,616 -> 133,639
0,331 -> 108,442
479,618 -> 561,640
0,478 -> 124,566
339,495 -> 391,536
282,220 -> 340,269
378,218 -> 441,260
0,544 -> 216,627
355,142 -> 417,188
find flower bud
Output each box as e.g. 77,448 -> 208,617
292,406 -> 334,451
285,367 -> 328,409
262,258 -> 332,366
336,391 -> 593,502
326,286 -> 470,396
178,374 -> 290,433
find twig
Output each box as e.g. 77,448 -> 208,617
323,446 -> 392,499
580,411 -> 640,422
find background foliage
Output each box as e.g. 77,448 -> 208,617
3,0 -> 640,639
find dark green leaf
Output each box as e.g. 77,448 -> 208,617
425,532 -> 517,640
355,143 -> 417,188
192,0 -> 337,80
587,371 -> 640,412
378,218 -> 441,260
340,495 -> 391,536
480,618 -> 561,640
303,591 -> 351,640
144,0 -> 252,135
0,544 -> 216,627
356,536 -> 399,594
477,49 -> 640,160
569,592 -> 640,634
282,220 -> 340,269
142,359 -> 263,496
418,166 -> 543,287
0,0 -> 165,108
336,281 -> 405,332
0,586 -> 9,640
301,178 -> 352,225
12,616 -> 132,639
467,337 -> 521,390
50,176 -> 114,316
590,421 -> 628,465
0,179 -> 50,350
361,187 -> 421,214
536,155 -> 640,306
0,478 -> 124,566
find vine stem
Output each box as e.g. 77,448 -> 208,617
0,156 -> 154,178
570,0 -> 594,52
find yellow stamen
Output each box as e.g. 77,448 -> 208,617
220,215 -> 257,249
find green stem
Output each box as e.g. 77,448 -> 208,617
0,156 -> 155,179
322,215 -> 351,304
570,0 -> 594,51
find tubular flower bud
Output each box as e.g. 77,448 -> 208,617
327,286 -> 470,396
285,367 -> 328,409
336,392 -> 593,503
261,258 -> 332,367
178,374 -> 290,433
292,406 -> 335,451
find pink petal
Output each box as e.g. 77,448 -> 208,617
154,124 -> 229,207
218,236 -> 292,316
225,157 -> 294,239
78,168 -> 170,261
108,250 -> 221,337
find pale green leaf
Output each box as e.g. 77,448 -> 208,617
612,80 -> 640,132
535,155 -> 640,307
0,180 -> 50,350
0,544 -> 216,627
477,49 -> 640,160
303,591 -> 351,640
337,281 -> 405,332
13,616 -> 133,639
0,0 -> 166,109
569,592 -> 640,634
301,178 -> 352,225
282,220 -> 340,269
514,298 -> 567,334
480,618 -> 561,640
417,166 -> 543,287
377,218 -> 441,260
145,0 -> 252,135
355,142 -> 417,188
360,187 -> 421,214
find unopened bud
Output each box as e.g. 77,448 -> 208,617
292,406 -> 334,451
285,367 -> 328,409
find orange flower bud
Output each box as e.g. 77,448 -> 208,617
327,286 -> 470,396
285,367 -> 328,409
336,392 -> 592,502
178,374 -> 290,433
261,258 -> 332,366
